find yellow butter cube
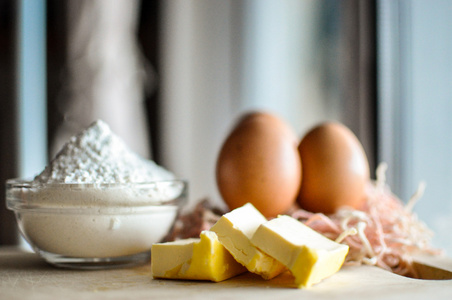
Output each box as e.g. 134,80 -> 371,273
251,215 -> 349,288
210,203 -> 286,280
151,231 -> 246,282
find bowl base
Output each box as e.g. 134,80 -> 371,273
36,250 -> 151,270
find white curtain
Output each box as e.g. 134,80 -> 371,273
51,0 -> 152,159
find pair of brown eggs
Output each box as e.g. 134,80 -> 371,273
216,111 -> 370,218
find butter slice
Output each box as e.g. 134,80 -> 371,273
151,231 -> 246,282
251,215 -> 349,288
210,203 -> 286,280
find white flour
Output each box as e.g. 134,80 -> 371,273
34,120 -> 174,184
21,120 -> 183,259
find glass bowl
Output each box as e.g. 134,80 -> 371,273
6,179 -> 187,269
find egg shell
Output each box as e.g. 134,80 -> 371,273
216,112 -> 302,218
233,111 -> 299,145
297,122 -> 370,214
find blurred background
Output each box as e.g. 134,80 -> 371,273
0,0 -> 451,255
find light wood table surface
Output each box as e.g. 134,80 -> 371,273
1,247 -> 452,300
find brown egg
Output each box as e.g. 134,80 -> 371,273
216,111 -> 302,218
297,122 -> 370,214
233,111 -> 299,145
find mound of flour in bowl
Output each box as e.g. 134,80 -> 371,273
21,120 -> 183,260
34,120 -> 175,184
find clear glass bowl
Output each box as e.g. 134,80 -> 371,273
6,179 -> 187,269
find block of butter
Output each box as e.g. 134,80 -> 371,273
251,215 -> 349,288
151,231 -> 246,282
210,203 -> 286,280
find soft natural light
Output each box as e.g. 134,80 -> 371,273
378,0 -> 452,254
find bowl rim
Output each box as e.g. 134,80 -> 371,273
6,178 -> 188,189
5,178 -> 188,214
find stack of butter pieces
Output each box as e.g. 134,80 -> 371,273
152,203 -> 349,288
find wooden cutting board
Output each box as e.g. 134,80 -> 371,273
1,247 -> 451,300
